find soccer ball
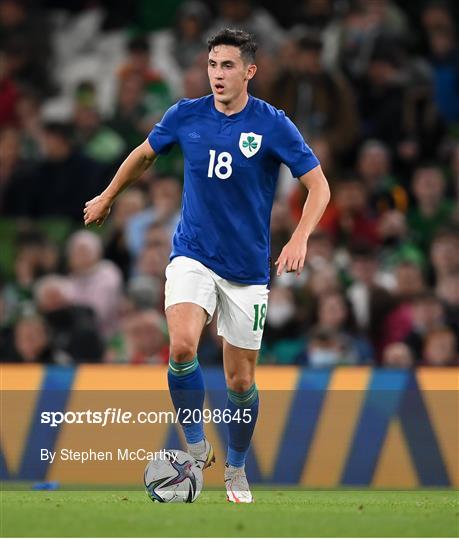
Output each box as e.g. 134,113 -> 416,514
144,450 -> 203,503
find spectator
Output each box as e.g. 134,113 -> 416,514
382,342 -> 414,368
10,314 -> 70,364
27,122 -> 106,221
314,290 -> 374,363
117,35 -> 172,124
34,274 -> 105,362
125,174 -> 181,260
210,0 -> 285,54
299,327 -> 367,367
423,327 -> 458,366
135,223 -> 171,281
316,290 -> 351,329
0,126 -> 34,215
0,0 -> 54,98
420,1 -> 454,38
401,65 -> 445,165
356,140 -> 408,214
326,2 -> 407,81
73,82 -> 126,166
449,143 -> 459,199
393,260 -> 427,300
305,230 -> 335,268
67,230 -> 123,338
1,230 -> 60,319
261,285 -> 304,365
272,32 -> 359,156
265,286 -> 297,334
0,279 -> 10,358
116,309 -> 169,364
280,229 -> 338,293
111,85 -> 181,178
15,90 -> 43,161
292,0 -> 335,31
110,73 -> 152,151
381,260 -> 425,346
424,9 -> 459,126
126,275 -> 161,311
183,56 -> 211,99
0,49 -> 21,127
319,177 -> 379,247
436,272 -> 459,312
288,138 -> 338,225
436,271 -> 459,337
357,43 -> 406,152
377,210 -> 425,271
404,292 -> 446,359
104,188 -> 146,280
308,136 -> 337,179
271,227 -> 338,290
296,262 -> 340,327
429,228 -> 459,284
171,0 -> 211,70
346,243 -> 396,358
307,263 -> 341,298
408,166 -> 454,251
249,48 -> 279,103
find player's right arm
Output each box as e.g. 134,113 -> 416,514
83,139 -> 156,226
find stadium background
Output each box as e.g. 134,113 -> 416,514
0,0 -> 458,488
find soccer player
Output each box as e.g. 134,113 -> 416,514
84,28 -> 330,503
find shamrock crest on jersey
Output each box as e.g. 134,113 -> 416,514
239,132 -> 262,158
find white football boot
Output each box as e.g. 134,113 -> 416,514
187,438 -> 215,470
225,464 -> 253,503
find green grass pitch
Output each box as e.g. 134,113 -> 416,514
1,487 -> 457,537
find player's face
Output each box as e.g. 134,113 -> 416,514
208,45 -> 256,105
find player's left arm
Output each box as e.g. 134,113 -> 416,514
275,165 -> 330,276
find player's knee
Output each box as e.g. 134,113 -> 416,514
169,337 -> 197,363
225,373 -> 254,394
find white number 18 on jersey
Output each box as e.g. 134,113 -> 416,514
207,150 -> 233,180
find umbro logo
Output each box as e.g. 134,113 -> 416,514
188,132 -> 201,139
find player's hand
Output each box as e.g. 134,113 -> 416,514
275,233 -> 308,277
83,195 -> 112,227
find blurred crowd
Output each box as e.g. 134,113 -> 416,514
0,0 -> 458,368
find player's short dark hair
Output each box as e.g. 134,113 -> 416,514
207,28 -> 258,64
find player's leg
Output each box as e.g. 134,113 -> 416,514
222,340 -> 259,503
222,340 -> 259,466
215,277 -> 268,502
165,257 -> 217,469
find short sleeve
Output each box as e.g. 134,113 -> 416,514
271,112 -> 319,178
147,102 -> 180,155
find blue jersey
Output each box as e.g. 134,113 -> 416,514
147,94 -> 319,284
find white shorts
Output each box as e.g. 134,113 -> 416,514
164,256 -> 269,350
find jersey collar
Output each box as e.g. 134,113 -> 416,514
210,94 -> 254,120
